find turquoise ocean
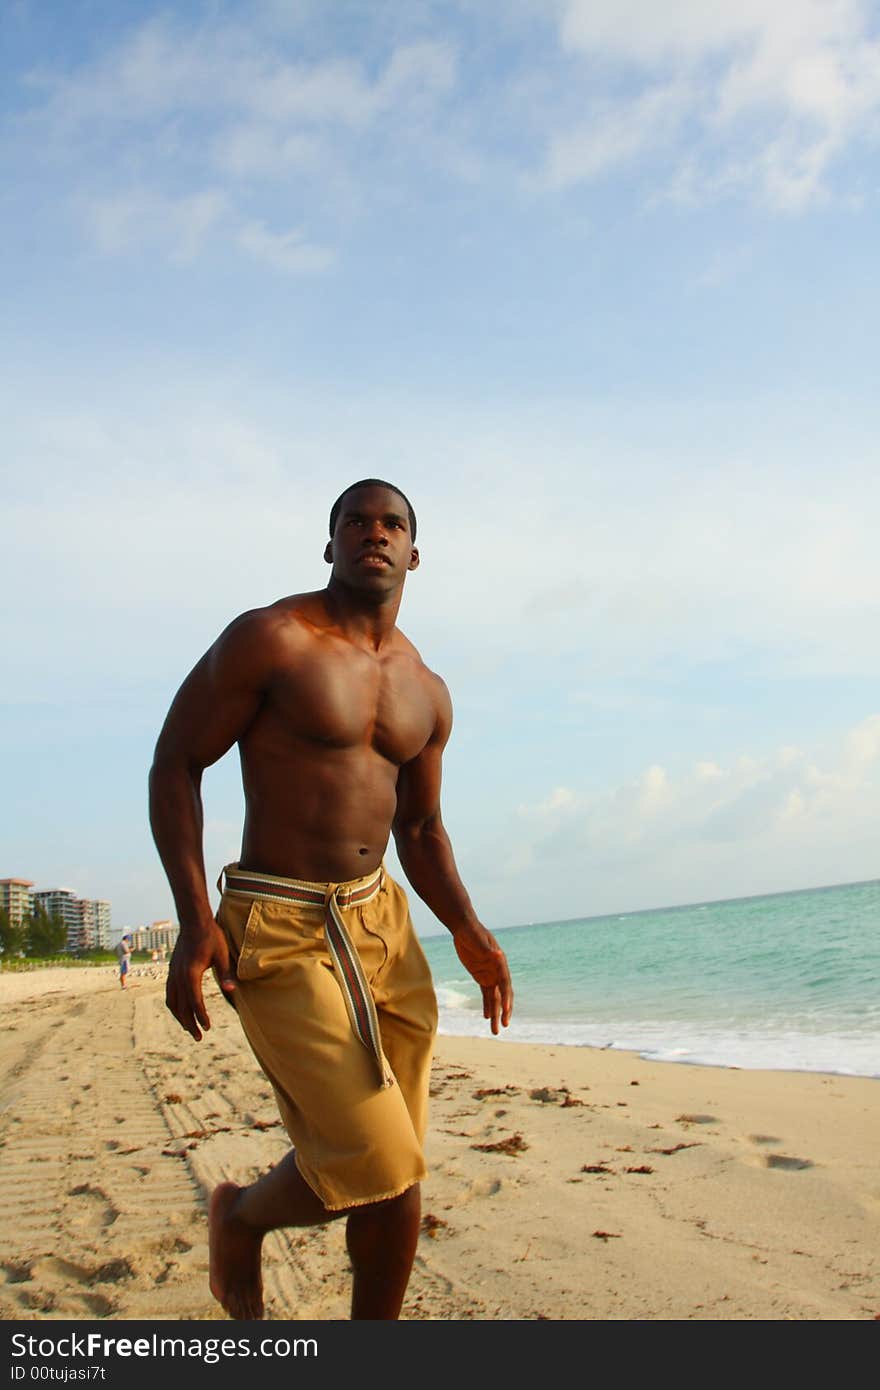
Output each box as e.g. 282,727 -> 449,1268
418,878 -> 880,1079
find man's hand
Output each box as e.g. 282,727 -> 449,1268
165,921 -> 237,1042
452,923 -> 513,1036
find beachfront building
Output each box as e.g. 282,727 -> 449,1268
0,878 -> 34,927
79,899 -> 112,951
129,920 -> 179,953
33,888 -> 82,949
32,889 -> 111,952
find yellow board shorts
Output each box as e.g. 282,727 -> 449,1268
216,863 -> 438,1211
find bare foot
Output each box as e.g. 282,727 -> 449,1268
209,1182 -> 264,1319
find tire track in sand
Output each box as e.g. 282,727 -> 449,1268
0,980 -> 211,1320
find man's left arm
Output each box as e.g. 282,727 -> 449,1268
392,682 -> 513,1035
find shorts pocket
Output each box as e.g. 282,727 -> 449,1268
235,900 -> 264,981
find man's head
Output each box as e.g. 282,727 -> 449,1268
324,480 -> 419,590
328,479 -> 416,542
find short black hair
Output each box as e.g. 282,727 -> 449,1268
329,479 -> 417,541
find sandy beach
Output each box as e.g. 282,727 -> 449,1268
1,964 -> 877,1322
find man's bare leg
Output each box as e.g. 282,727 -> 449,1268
346,1183 -> 421,1320
209,1154 -> 421,1321
209,1185 -> 263,1320
209,1152 -> 342,1320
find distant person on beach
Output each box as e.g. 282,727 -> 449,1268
148,479 -> 513,1321
115,934 -> 132,989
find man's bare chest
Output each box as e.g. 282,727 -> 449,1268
258,649 -> 437,766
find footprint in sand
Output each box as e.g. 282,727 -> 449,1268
67,1184 -> 119,1230
30,1256 -> 97,1285
17,1256 -> 130,1317
22,1286 -> 115,1318
747,1134 -> 781,1145
761,1153 -> 814,1171
454,1176 -> 503,1205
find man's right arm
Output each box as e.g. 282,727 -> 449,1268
148,609 -> 277,1041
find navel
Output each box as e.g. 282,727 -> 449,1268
358,846 -> 369,856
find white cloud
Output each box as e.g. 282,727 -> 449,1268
559,1 -> 867,73
216,126 -> 326,178
846,714 -> 880,768
237,221 -> 335,274
32,20 -> 456,142
84,188 -> 226,261
81,191 -> 335,274
540,80 -> 692,188
637,764 -> 670,816
548,0 -> 880,206
519,785 -> 579,817
20,19 -> 460,267
376,41 -> 458,107
696,761 -> 722,781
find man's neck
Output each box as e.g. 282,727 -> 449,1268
323,579 -> 403,651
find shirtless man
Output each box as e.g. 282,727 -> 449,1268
148,479 -> 513,1321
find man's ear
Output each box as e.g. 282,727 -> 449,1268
324,541 -> 333,564
408,547 -> 420,572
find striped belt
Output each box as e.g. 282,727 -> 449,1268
220,863 -> 392,1089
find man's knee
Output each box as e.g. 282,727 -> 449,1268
345,1183 -> 420,1231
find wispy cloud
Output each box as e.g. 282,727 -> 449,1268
545,0 -> 880,207
16,17 -> 458,268
538,80 -> 693,189
237,221 -> 334,274
83,188 -> 227,262
30,21 -> 456,131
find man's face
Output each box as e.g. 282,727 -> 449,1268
324,485 -> 419,589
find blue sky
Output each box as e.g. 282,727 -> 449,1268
2,1 -> 879,938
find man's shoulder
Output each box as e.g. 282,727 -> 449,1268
394,631 -> 451,709
218,592 -> 326,649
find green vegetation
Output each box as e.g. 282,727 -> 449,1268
0,905 -> 64,958
23,906 -> 67,957
0,906 -> 22,957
